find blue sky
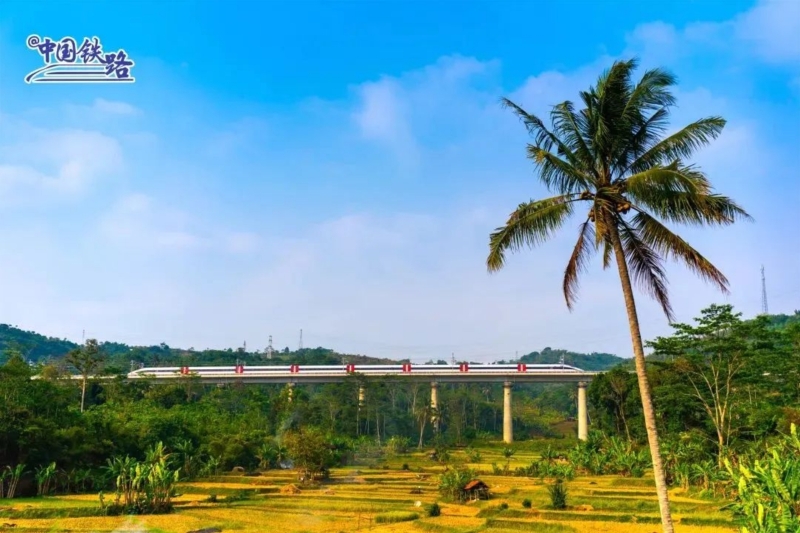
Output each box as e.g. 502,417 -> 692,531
0,0 -> 798,361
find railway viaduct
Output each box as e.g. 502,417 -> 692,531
125,363 -> 597,443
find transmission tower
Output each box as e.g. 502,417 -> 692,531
299,329 -> 303,351
761,265 -> 769,315
266,335 -> 274,360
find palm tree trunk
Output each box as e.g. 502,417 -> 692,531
609,228 -> 675,533
80,376 -> 87,413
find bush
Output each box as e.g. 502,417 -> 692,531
724,423 -> 800,533
547,480 -> 568,510
374,511 -> 419,524
438,466 -> 477,502
499,502 -> 509,510
401,463 -> 410,470
426,502 -> 441,517
465,448 -> 482,463
522,498 -> 532,508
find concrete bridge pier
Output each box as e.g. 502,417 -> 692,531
430,382 -> 439,430
577,381 -> 588,441
503,381 -> 513,444
358,385 -> 365,407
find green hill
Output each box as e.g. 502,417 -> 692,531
515,347 -> 625,371
0,324 -> 644,372
0,324 -> 79,362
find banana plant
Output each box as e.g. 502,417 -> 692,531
35,462 -> 57,496
6,464 -> 25,498
0,468 -> 8,498
724,424 -> 800,533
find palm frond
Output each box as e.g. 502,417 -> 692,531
630,179 -> 752,226
563,217 -> 596,309
502,98 -> 594,193
527,145 -> 594,193
602,238 -> 613,269
613,107 -> 671,175
622,67 -> 677,116
500,98 -> 561,153
617,219 -> 674,320
593,59 -> 637,162
625,166 -> 704,199
550,101 -> 595,175
632,211 -> 729,293
487,195 -> 579,272
628,117 -> 726,173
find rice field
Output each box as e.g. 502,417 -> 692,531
0,445 -> 738,532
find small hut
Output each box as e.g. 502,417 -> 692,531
463,479 -> 490,501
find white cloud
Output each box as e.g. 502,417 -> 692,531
0,128 -> 122,200
353,77 -> 419,165
98,193 -> 262,255
735,0 -> 800,64
92,98 -> 141,115
624,0 -> 800,72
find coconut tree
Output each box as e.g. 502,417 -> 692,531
486,58 -> 750,533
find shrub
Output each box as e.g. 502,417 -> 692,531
374,511 -> 419,524
724,423 -> 800,533
547,479 -> 568,510
438,466 -> 477,502
522,498 -> 532,508
499,502 -> 508,510
465,448 -> 482,463
102,442 -> 180,515
401,463 -> 410,470
386,436 -> 412,454
426,502 -> 441,517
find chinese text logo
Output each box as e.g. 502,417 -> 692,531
25,35 -> 135,84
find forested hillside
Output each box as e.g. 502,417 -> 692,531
0,323 -> 624,371
515,347 -> 624,370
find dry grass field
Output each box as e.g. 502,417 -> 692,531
0,445 -> 737,533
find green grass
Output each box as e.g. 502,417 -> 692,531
374,510 -> 420,523
485,519 -> 577,532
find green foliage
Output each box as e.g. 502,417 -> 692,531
102,442 -> 180,515
34,462 -> 57,496
547,479 -> 568,510
522,498 -> 532,508
438,466 -> 477,502
426,502 -> 441,517
724,424 -> 800,533
386,435 -> 411,454
283,427 -> 341,481
465,447 -> 482,462
517,348 -> 624,371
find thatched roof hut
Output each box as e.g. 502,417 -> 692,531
463,479 -> 489,500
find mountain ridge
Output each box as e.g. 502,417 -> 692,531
0,323 -> 624,370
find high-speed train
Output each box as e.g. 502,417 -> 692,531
128,362 -> 586,379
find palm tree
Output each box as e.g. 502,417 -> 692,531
486,58 -> 750,533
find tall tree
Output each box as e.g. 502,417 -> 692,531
486,58 -> 750,533
648,305 -> 747,463
66,338 -> 105,412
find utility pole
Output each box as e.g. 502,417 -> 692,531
761,265 -> 769,315
299,329 -> 303,351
